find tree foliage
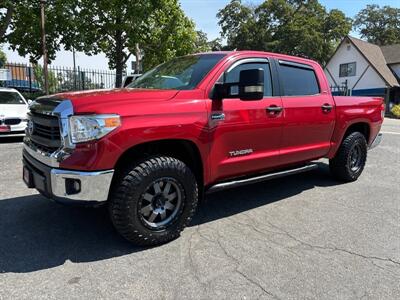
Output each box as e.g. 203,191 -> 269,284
0,48 -> 6,67
0,0 -> 14,42
354,4 -> 400,46
75,0 -> 200,86
3,0 -> 201,87
217,0 -> 352,64
5,0 -> 80,63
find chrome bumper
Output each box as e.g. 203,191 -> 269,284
369,133 -> 382,150
50,169 -> 114,202
23,149 -> 114,204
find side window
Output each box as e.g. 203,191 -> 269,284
225,62 -> 273,97
339,62 -> 356,77
279,64 -> 320,96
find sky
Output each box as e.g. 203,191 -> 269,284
2,0 -> 399,70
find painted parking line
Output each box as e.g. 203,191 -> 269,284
381,131 -> 400,135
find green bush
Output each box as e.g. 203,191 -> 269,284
391,104 -> 400,118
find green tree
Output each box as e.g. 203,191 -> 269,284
33,64 -> 58,93
5,0 -> 80,63
354,5 -> 400,46
0,48 -> 6,67
75,0 -> 199,86
217,0 -> 352,64
0,0 -> 14,42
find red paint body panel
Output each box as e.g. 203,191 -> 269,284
52,51 -> 383,186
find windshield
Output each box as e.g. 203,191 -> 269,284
128,54 -> 226,90
0,91 -> 26,105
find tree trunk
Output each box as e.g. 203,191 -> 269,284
135,43 -> 141,74
0,4 -> 14,41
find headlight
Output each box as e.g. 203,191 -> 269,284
69,114 -> 121,144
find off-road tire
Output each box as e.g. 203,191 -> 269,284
109,156 -> 198,246
329,132 -> 367,182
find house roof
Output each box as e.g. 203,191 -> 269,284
348,36 -> 399,87
380,44 -> 400,65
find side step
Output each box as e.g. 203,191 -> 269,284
206,163 -> 318,194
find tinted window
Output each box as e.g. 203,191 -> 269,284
0,91 -> 25,105
128,54 -> 226,90
339,62 -> 356,77
225,62 -> 273,97
280,64 -> 320,96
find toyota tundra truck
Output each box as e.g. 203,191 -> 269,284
22,51 -> 384,246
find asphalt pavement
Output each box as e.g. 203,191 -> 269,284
0,119 -> 399,299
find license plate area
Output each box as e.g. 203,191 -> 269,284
0,125 -> 11,132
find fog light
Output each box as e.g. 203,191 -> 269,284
65,178 -> 81,195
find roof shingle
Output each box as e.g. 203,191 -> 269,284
348,36 -> 399,87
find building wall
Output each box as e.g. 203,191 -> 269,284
324,41 -> 386,91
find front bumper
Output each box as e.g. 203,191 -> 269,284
369,133 -> 382,150
23,149 -> 114,204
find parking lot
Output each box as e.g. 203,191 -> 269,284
0,119 -> 399,300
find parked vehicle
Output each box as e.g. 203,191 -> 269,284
0,88 -> 30,137
121,74 -> 142,87
22,51 -> 384,246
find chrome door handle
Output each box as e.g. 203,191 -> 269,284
321,103 -> 333,112
211,113 -> 225,120
266,106 -> 283,113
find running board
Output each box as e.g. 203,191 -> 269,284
206,164 -> 318,194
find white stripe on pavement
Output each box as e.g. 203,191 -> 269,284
381,131 -> 400,135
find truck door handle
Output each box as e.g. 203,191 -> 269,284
321,103 -> 333,112
211,112 -> 225,120
266,105 -> 283,114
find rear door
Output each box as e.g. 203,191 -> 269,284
208,58 -> 283,182
277,60 -> 335,164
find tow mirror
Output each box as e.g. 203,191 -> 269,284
213,68 -> 264,101
238,69 -> 264,100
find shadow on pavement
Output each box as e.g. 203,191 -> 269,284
0,136 -> 24,144
0,163 -> 341,273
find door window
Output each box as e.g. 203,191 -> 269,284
279,64 -> 320,96
225,62 -> 273,97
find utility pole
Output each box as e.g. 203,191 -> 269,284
40,0 -> 49,95
72,47 -> 77,90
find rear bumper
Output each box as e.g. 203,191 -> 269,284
369,133 -> 382,150
23,149 -> 113,205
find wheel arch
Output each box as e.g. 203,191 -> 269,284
113,139 -> 205,187
343,122 -> 371,143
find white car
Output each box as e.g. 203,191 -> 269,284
0,88 -> 30,137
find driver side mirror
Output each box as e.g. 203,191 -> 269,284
27,99 -> 33,105
213,68 -> 264,101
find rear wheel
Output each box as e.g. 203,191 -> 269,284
329,132 -> 367,182
109,156 -> 198,246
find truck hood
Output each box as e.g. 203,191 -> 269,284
0,104 -> 29,118
48,88 -> 179,113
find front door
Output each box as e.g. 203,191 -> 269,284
208,58 -> 283,183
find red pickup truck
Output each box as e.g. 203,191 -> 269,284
23,51 -> 384,246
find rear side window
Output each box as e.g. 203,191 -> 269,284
279,63 -> 320,96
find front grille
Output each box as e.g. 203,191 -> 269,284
4,118 -> 22,125
28,112 -> 61,153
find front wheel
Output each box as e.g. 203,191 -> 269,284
109,156 -> 198,246
329,132 -> 367,182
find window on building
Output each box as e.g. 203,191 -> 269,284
339,62 -> 356,77
225,62 -> 273,96
279,64 -> 320,96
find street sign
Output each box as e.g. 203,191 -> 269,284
0,69 -> 11,81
